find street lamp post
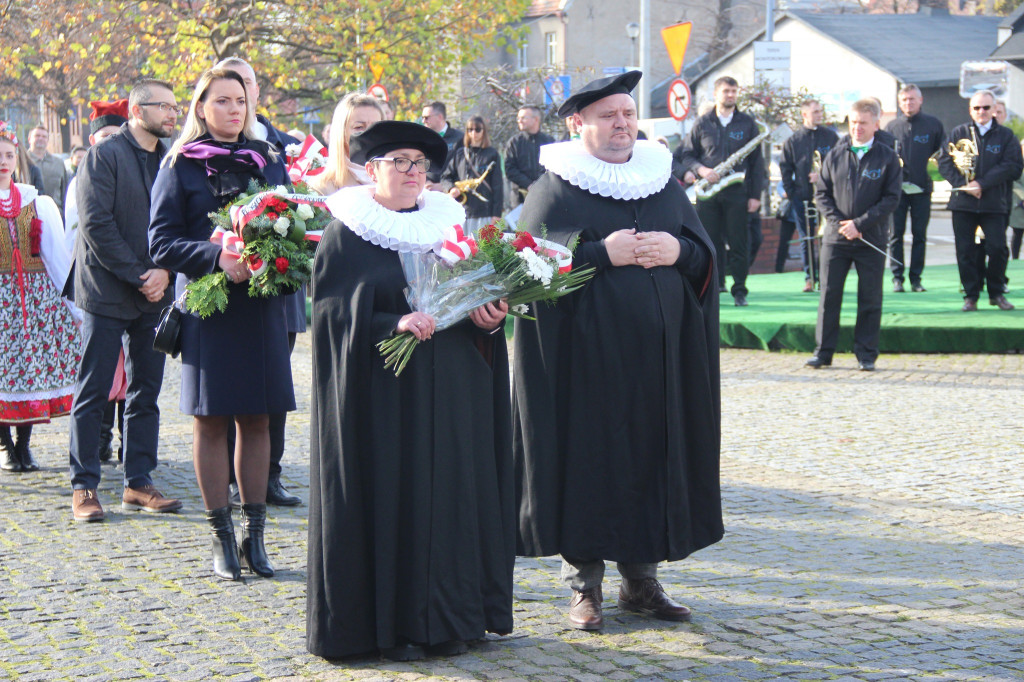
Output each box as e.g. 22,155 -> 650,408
626,21 -> 640,69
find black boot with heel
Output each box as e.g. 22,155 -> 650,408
1,426 -> 20,472
206,506 -> 242,581
239,503 -> 274,578
15,425 -> 38,472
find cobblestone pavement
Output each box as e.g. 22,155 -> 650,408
3,338 -> 1023,681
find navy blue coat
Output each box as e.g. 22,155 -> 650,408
148,141 -> 295,416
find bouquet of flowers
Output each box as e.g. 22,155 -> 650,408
184,180 -> 331,318
377,221 -> 595,375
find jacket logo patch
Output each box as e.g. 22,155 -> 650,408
861,168 -> 882,180
728,131 -> 744,141
986,144 -> 1001,154
913,134 -> 929,144
818,145 -> 832,155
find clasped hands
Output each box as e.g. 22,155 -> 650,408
605,228 -> 680,268
138,268 -> 170,303
838,219 -> 862,241
397,300 -> 509,341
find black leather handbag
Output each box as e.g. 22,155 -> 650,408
153,293 -> 185,358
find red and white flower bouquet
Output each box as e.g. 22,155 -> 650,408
377,220 -> 595,375
184,180 -> 330,318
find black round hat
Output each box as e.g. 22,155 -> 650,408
557,70 -> 643,118
348,120 -> 449,171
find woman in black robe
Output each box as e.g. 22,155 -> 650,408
306,121 -> 515,661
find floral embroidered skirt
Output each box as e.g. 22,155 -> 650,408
0,271 -> 80,425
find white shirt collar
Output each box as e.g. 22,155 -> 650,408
252,119 -> 269,142
538,139 -> 673,200
323,185 -> 466,253
976,121 -> 993,136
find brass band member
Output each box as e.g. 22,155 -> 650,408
675,76 -> 764,306
937,89 -> 1022,311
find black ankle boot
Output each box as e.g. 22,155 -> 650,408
15,425 -> 38,472
0,427 -> 21,472
206,506 -> 242,581
239,503 -> 274,578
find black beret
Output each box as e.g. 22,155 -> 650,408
348,120 -> 449,171
557,70 -> 643,118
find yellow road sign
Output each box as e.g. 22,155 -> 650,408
661,22 -> 692,76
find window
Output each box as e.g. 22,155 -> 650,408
517,43 -> 527,71
545,32 -> 557,66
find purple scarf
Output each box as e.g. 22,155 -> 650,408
180,138 -> 268,177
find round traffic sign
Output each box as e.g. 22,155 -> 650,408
368,83 -> 389,102
667,79 -> 691,121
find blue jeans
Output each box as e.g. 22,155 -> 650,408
69,310 -> 165,490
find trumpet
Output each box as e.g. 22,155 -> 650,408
454,162 -> 494,204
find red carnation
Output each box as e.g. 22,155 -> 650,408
266,211 -> 278,221
478,223 -> 500,243
275,257 -> 289,274
511,231 -> 537,252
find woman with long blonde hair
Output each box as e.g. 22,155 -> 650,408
308,93 -> 384,193
149,67 -> 294,581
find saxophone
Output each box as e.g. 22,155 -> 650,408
454,161 -> 494,204
687,121 -> 770,201
948,126 -> 979,191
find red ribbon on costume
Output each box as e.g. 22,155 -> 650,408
437,224 -> 478,264
9,247 -> 28,330
285,135 -> 328,184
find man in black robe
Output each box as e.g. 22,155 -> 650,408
512,71 -> 723,631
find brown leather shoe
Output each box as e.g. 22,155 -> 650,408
567,586 -> 603,630
618,578 -> 691,622
962,298 -> 978,312
72,489 -> 106,522
122,484 -> 183,513
990,295 -> 1015,311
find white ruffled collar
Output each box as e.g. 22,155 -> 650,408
539,139 -> 672,200
324,185 -> 466,253
0,183 -> 38,207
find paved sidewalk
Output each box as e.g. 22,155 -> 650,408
2,339 -> 1023,681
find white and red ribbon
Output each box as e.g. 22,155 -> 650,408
501,234 -> 574,273
437,224 -> 478,264
286,134 -> 328,184
209,226 -> 268,277
228,190 -> 329,234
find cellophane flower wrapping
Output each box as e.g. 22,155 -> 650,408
184,180 -> 330,319
377,220 -> 595,376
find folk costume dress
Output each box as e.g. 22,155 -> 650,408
148,136 -> 295,416
306,185 -> 515,658
0,183 -> 80,424
512,139 -> 724,564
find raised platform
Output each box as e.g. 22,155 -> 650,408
720,261 -> 1024,353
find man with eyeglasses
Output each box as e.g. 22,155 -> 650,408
216,56 -> 305,508
938,89 -> 1022,312
420,101 -> 462,188
66,78 -> 182,522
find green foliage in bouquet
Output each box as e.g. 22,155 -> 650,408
185,180 -> 327,318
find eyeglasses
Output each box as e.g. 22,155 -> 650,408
467,128 -> 484,133
372,156 -> 431,173
972,105 -> 992,111
140,102 -> 184,116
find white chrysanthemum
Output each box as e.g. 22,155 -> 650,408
274,217 -> 290,236
296,203 -> 314,220
284,143 -> 301,157
274,185 -> 289,195
517,247 -> 554,286
513,303 -> 530,315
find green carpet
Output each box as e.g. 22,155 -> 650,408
721,261 -> 1024,353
